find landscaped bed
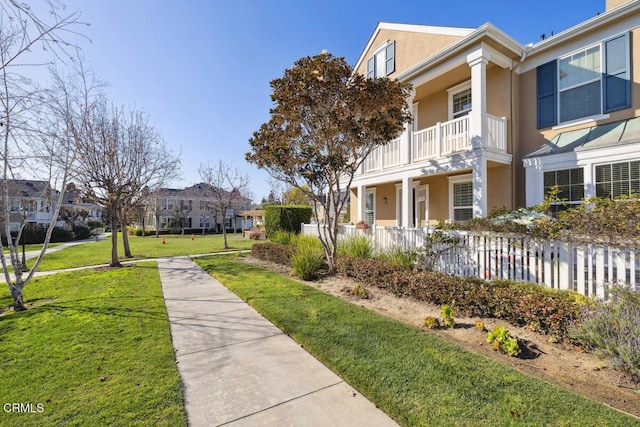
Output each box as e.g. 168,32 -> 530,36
196,254 -> 639,426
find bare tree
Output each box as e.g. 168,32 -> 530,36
198,161 -> 250,249
75,101 -> 180,266
0,1 -> 86,311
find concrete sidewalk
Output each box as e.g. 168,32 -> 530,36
158,257 -> 398,427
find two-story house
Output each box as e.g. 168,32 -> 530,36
2,180 -> 63,231
349,0 -> 640,226
144,183 -> 253,232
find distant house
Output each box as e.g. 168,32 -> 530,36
1,180 -> 63,231
60,183 -> 104,228
143,183 -> 253,232
346,0 -> 640,226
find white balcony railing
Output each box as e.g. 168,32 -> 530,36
412,114 -> 506,162
363,137 -> 401,173
361,114 -> 507,174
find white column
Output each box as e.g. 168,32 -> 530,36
357,184 -> 366,222
402,89 -> 416,165
401,176 -> 414,228
467,53 -> 488,150
473,156 -> 488,218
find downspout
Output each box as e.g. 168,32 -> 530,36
510,48 -> 528,210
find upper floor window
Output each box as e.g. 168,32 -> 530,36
537,32 -> 630,128
596,161 -> 640,198
448,81 -> 472,120
366,41 -> 395,78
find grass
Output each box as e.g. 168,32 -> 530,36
28,232 -> 254,271
0,263 -> 186,426
195,254 -> 637,426
3,242 -> 62,254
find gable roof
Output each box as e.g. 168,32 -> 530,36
353,22 -> 474,73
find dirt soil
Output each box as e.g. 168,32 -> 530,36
241,256 -> 640,419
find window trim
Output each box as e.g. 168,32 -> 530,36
367,41 -> 395,78
448,174 -> 473,221
365,188 -> 376,226
447,81 -> 472,121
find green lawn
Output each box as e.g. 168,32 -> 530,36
28,232 -> 255,271
0,263 -> 186,426
196,254 -> 637,426
3,242 -> 62,254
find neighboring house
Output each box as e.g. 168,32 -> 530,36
60,183 -> 104,228
2,180 -> 63,231
349,0 -> 640,226
143,183 -> 253,232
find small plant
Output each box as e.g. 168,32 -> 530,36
475,320 -> 486,331
424,316 -> 440,329
350,284 -> 370,299
441,304 -> 455,328
486,325 -> 521,357
270,230 -> 297,245
291,235 -> 325,280
338,234 -> 374,259
569,285 -> 640,381
377,246 -> 420,268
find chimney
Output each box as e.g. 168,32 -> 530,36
606,0 -> 632,11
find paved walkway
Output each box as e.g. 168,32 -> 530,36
158,256 -> 398,427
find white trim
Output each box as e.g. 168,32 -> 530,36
395,183 -> 403,226
447,80 -> 472,120
551,114 -> 610,131
448,174 -> 473,220
353,22 -> 475,76
365,188 -> 376,225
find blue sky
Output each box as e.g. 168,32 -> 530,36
60,0 -> 605,202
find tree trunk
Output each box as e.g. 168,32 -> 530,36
11,282 -> 26,311
110,208 -> 122,267
222,208 -> 229,249
121,211 -> 132,258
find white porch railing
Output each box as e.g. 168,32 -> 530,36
300,224 -> 639,298
412,114 -> 507,161
363,137 -> 401,172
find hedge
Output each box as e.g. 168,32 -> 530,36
336,256 -> 587,340
264,205 -> 312,236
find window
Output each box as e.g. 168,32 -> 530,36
452,89 -> 472,118
536,33 -> 630,128
543,168 -> 584,213
595,161 -> 640,198
452,182 -> 473,221
199,217 -> 210,228
559,45 -> 601,122
448,81 -> 472,120
365,190 -> 375,225
366,41 -> 395,78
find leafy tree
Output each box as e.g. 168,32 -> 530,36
247,51 -> 412,271
283,185 -> 311,205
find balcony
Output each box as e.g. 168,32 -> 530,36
362,113 -> 507,174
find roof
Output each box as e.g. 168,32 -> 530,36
524,117 -> 640,158
2,180 -> 52,198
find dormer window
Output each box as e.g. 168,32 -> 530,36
366,41 -> 395,78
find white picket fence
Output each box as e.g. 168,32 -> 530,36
300,223 -> 640,299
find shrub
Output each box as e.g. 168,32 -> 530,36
336,256 -> 587,340
264,205 -> 313,236
251,242 -> 295,266
349,284 -> 370,299
73,225 -> 91,240
441,304 -> 455,328
292,235 -> 325,280
487,325 -> 521,357
377,246 -> 419,268
338,234 -> 374,259
271,230 -> 298,245
569,286 -> 640,380
424,316 -> 440,329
